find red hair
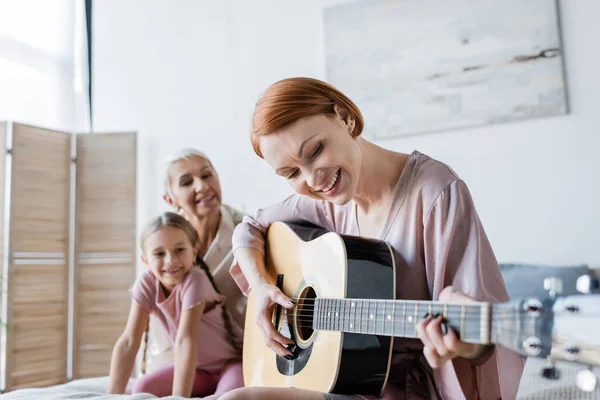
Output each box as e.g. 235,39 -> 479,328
251,77 -> 364,158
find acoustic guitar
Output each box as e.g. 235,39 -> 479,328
242,221 -> 600,396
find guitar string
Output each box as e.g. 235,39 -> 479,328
275,317 -> 578,339
275,318 -> 557,339
283,301 -> 564,315
281,298 -> 584,316
271,309 -> 596,328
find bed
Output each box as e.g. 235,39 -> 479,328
2,264 -> 599,399
2,359 -> 599,400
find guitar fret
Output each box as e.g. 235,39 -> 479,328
349,299 -> 354,332
322,299 -> 329,330
365,299 -> 370,334
366,300 -> 370,334
414,303 -> 419,337
391,301 -> 396,337
338,299 -> 342,332
402,302 -> 406,336
371,300 -> 376,334
319,298 -> 322,330
358,299 -> 362,333
341,299 -> 346,332
336,298 -> 340,331
327,298 -> 332,331
460,304 -> 466,341
345,300 -> 352,332
341,299 -> 345,332
322,298 -> 326,331
376,300 -> 379,334
314,299 -> 318,330
353,299 -> 357,333
464,305 -> 482,342
331,299 -> 335,331
327,298 -> 331,331
370,300 -> 375,334
382,300 -> 386,335
333,299 -> 337,332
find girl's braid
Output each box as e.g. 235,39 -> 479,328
196,256 -> 242,356
141,320 -> 150,374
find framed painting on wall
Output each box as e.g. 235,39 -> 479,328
324,0 -> 568,140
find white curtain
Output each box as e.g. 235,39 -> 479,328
0,0 -> 90,132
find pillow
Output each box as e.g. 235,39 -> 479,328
499,263 -> 590,300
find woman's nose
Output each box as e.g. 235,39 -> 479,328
306,168 -> 324,189
193,177 -> 207,192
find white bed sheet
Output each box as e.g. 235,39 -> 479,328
1,359 -> 599,399
0,377 -> 201,400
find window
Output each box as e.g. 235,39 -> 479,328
0,0 -> 90,132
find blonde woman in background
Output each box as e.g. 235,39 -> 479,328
143,148 -> 247,374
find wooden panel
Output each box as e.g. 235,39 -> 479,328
5,123 -> 71,391
0,122 -> 6,391
73,132 -> 136,379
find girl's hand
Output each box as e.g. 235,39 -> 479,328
416,286 -> 489,369
253,282 -> 296,358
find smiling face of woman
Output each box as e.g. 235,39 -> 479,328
164,156 -> 223,219
258,107 -> 363,205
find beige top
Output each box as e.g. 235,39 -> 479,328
145,204 -> 247,371
230,151 -> 525,399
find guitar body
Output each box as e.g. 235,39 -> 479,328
243,221 -> 397,395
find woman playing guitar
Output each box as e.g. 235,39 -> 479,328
224,77 -> 525,400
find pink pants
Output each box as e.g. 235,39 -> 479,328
132,362 -> 244,397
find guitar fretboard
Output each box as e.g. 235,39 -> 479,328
312,298 -> 490,344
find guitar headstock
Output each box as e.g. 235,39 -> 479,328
493,273 -> 600,392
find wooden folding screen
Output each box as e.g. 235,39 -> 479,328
0,122 -> 6,388
72,132 -> 137,379
0,124 -> 137,391
4,123 -> 71,391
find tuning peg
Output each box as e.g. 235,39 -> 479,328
541,361 -> 560,380
576,367 -> 598,392
544,277 -> 563,298
576,274 -> 600,295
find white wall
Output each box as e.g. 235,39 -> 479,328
93,0 -> 600,269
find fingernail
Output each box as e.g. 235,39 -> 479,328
287,344 -> 297,353
424,313 -> 430,318
284,354 -> 294,360
441,322 -> 448,335
289,300 -> 297,305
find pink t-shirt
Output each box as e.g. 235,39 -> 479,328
131,267 -> 241,372
230,151 -> 525,400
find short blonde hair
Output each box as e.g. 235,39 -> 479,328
163,148 -> 213,196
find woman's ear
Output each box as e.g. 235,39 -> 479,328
163,193 -> 177,209
333,104 -> 355,134
140,254 -> 149,266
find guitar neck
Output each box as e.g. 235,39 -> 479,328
312,298 -> 495,345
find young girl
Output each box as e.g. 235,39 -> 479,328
107,212 -> 244,398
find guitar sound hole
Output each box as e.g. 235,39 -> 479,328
295,286 -> 317,346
